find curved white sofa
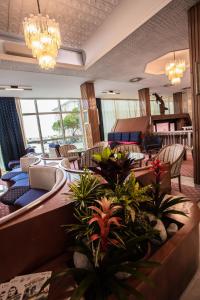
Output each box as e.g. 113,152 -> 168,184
0,166 -> 66,225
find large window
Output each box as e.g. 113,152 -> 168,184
101,97 -> 174,139
101,99 -> 140,139
20,99 -> 84,154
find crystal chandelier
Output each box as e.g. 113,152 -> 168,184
23,0 -> 61,70
165,52 -> 186,85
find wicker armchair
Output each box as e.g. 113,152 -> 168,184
113,144 -> 142,167
113,144 -> 141,153
148,144 -> 186,191
80,146 -> 104,169
59,144 -> 79,163
94,141 -> 109,148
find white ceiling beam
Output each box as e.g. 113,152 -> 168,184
83,0 -> 173,69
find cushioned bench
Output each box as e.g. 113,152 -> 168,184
14,188 -> 47,207
108,131 -> 142,144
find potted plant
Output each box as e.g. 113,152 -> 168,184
48,148 -> 189,300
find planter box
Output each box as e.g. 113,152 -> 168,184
31,201 -> 200,300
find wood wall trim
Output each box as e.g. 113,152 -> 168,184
138,88 -> 151,117
188,3 -> 200,184
80,82 -> 101,146
173,92 -> 183,114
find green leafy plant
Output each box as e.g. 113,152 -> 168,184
91,147 -> 135,190
64,171 -> 104,210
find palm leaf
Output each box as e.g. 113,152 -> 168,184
162,209 -> 188,217
71,273 -> 94,300
160,197 -> 189,211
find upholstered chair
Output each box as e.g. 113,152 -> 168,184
148,144 -> 186,191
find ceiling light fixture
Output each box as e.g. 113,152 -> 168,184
101,90 -> 120,95
23,0 -> 61,70
165,52 -> 186,85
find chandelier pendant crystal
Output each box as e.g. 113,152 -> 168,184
165,52 -> 186,85
23,1 -> 61,70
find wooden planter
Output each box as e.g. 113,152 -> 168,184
31,201 -> 200,300
124,201 -> 200,300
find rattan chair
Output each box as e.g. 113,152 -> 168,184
94,141 -> 109,148
80,146 -> 104,169
113,144 -> 142,167
113,143 -> 141,153
148,144 -> 186,192
59,144 -> 79,163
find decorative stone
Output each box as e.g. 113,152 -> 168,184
167,223 -> 178,236
73,251 -> 92,270
147,214 -> 167,243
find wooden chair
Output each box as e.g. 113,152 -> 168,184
147,144 -> 186,192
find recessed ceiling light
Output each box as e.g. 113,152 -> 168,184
101,90 -> 120,95
0,85 -> 32,91
163,83 -> 173,88
129,77 -> 144,83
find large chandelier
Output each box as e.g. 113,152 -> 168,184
23,0 -> 61,70
165,52 -> 186,85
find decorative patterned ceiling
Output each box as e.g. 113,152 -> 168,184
0,0 -> 121,48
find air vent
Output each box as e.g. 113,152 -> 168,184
0,85 -> 32,91
129,77 -> 144,83
101,90 -> 120,95
163,83 -> 173,88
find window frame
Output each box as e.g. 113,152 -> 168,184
20,98 -> 84,154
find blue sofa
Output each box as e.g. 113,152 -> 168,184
108,131 -> 142,144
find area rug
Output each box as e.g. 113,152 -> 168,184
172,182 -> 200,202
181,154 -> 194,178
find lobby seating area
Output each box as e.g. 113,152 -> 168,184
1,1 -> 200,299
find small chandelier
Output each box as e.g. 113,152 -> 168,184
23,0 -> 61,70
165,52 -> 186,85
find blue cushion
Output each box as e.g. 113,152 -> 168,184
49,143 -> 60,149
14,189 -> 47,207
11,173 -> 28,183
0,186 -> 30,205
13,178 -> 29,187
121,132 -> 130,141
108,132 -> 115,141
129,132 -> 141,143
8,160 -> 20,170
1,168 -> 22,181
113,132 -> 122,141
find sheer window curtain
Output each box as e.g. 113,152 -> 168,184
101,99 -> 140,140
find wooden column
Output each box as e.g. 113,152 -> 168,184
173,92 -> 183,114
138,88 -> 151,117
80,82 -> 100,147
188,3 -> 200,184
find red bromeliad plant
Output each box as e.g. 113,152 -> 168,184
88,198 -> 123,254
148,159 -> 188,219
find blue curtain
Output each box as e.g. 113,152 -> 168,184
0,98 -> 25,170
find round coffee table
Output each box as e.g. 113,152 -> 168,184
129,152 -> 145,167
0,184 -> 8,197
